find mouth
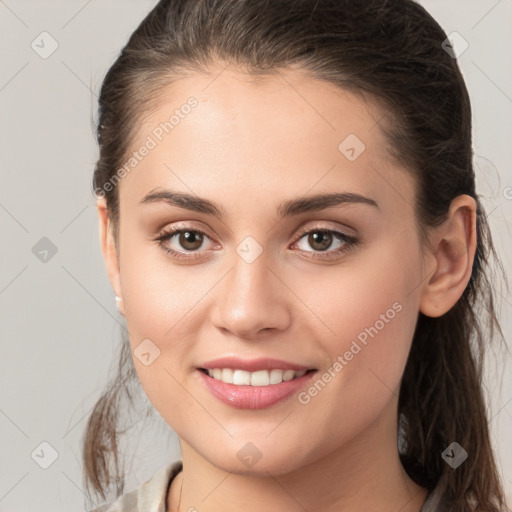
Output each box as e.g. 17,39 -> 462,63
196,358 -> 318,409
198,367 -> 315,386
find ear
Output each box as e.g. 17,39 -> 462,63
419,195 -> 477,318
97,197 -> 125,317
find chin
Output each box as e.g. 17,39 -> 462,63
205,444 -> 311,477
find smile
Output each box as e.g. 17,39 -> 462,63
203,368 -> 308,386
197,368 -> 317,409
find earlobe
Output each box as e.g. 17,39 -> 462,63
419,195 -> 477,318
97,198 -> 125,316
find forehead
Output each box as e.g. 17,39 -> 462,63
119,63 -> 414,217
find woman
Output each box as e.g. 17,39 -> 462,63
83,0 -> 509,511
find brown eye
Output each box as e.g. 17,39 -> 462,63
178,230 -> 204,251
155,227 -> 215,260
307,231 -> 334,251
293,227 -> 358,260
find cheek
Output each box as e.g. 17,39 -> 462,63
116,237 -> 201,397
300,244 -> 418,352
297,236 -> 421,407
120,258 -> 205,427
120,228 -> 209,340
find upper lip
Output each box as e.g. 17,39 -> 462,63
199,356 -> 314,372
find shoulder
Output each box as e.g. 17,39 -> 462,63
89,460 -> 183,512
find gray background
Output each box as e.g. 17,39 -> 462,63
0,1 -> 511,510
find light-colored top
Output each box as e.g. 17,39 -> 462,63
89,460 -> 444,512
89,461 -> 182,512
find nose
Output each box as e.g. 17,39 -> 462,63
210,253 -> 292,341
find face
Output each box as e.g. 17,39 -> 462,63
100,62 -> 428,476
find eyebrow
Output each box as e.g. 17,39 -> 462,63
139,188 -> 379,219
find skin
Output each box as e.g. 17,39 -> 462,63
97,62 -> 477,512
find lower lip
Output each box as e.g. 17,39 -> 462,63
197,370 -> 315,409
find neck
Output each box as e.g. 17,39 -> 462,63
168,401 -> 428,512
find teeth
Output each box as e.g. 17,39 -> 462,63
221,368 -> 234,384
270,369 -> 284,384
206,368 -> 307,386
233,369 -> 251,385
250,370 -> 269,386
283,370 -> 295,381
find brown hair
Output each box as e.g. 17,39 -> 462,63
84,1 -> 510,510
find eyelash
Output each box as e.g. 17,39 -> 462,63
154,224 -> 358,261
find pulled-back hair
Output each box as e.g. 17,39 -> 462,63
84,1 -> 509,510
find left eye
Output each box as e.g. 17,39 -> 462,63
295,229 -> 351,252
292,229 -> 358,259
